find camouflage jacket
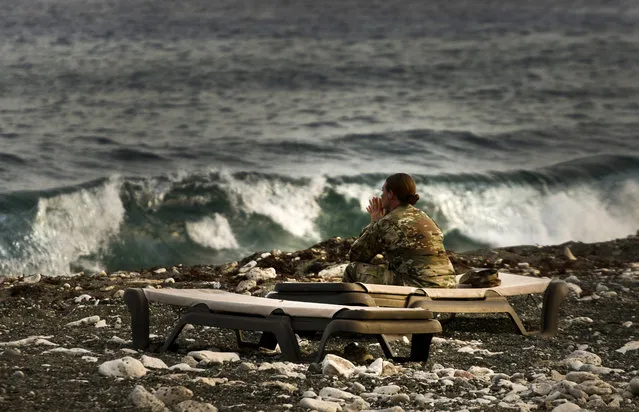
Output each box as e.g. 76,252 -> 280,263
349,205 -> 455,287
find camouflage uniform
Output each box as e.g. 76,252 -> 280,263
343,205 -> 456,288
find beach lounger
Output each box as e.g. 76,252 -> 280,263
123,288 -> 442,363
267,273 -> 569,337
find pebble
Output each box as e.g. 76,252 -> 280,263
73,294 -> 93,303
12,371 -> 25,378
153,268 -> 167,274
235,279 -> 257,293
244,267 -> 277,281
317,263 -> 349,279
153,386 -> 193,406
322,354 -> 358,378
616,340 -> 639,354
22,273 -> 42,283
551,401 -> 581,412
174,400 -> 218,412
298,397 -> 341,412
373,385 -> 401,395
65,316 -> 101,327
129,385 -> 167,411
188,351 -> 240,364
562,350 -> 601,366
141,355 -> 168,369
239,260 -> 257,273
98,357 -> 147,378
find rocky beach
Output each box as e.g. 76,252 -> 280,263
1,235 -> 638,412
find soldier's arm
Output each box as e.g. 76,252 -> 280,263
348,222 -> 381,263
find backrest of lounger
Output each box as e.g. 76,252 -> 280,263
141,288 -> 429,318
362,273 -> 551,299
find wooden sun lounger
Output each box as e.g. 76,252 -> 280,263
267,273 -> 569,337
123,288 -> 442,363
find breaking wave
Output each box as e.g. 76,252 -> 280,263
1,154 -> 638,275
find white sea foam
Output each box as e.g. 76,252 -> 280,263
421,179 -> 639,247
186,214 -> 239,250
3,179 -> 125,275
220,171 -> 326,240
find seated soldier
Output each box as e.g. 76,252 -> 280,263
343,173 -> 456,288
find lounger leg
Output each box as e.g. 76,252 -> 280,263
269,318 -> 301,363
160,304 -> 210,352
123,289 -> 150,350
376,335 -> 394,359
410,333 -> 433,361
540,280 -> 569,337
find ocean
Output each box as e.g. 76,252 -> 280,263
1,0 -> 638,275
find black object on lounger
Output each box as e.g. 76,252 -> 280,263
123,288 -> 442,363
267,273 -> 569,337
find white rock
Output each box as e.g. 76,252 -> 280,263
298,397 -> 341,412
317,264 -> 349,280
565,371 -> 598,383
163,277 -> 175,284
153,386 -> 193,406
141,355 -> 168,369
113,290 -> 125,299
321,354 -> 357,378
168,363 -> 205,372
579,364 -> 623,374
302,390 -> 317,398
193,377 -> 228,387
562,350 -> 601,366
622,321 -> 633,328
616,340 -> 639,354
245,267 -> 277,281
74,294 -> 93,303
468,366 -> 495,380
95,319 -> 108,328
578,380 -> 614,395
129,385 -> 168,411
260,252 -> 272,259
366,358 -> 384,375
65,316 -> 101,327
263,381 -> 298,393
236,279 -> 257,292
319,387 -> 357,400
187,350 -> 240,364
154,268 -> 167,274
373,385 -> 401,395
41,347 -> 92,355
0,335 -> 58,348
98,356 -> 147,378
239,260 -> 257,273
350,382 -> 366,394
109,336 -> 130,344
568,317 -> 593,325
82,356 -> 98,363
174,400 -> 218,412
23,274 -> 42,283
256,361 -> 305,378
566,283 -> 582,297
552,402 -> 581,412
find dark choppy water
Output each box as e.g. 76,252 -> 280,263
1,0 -> 638,275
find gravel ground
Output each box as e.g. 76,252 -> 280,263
1,236 -> 638,411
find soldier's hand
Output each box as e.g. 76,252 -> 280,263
366,196 -> 384,222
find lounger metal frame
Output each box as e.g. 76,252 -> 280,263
268,280 -> 569,337
123,288 -> 442,363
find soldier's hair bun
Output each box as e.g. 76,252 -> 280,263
406,193 -> 420,205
